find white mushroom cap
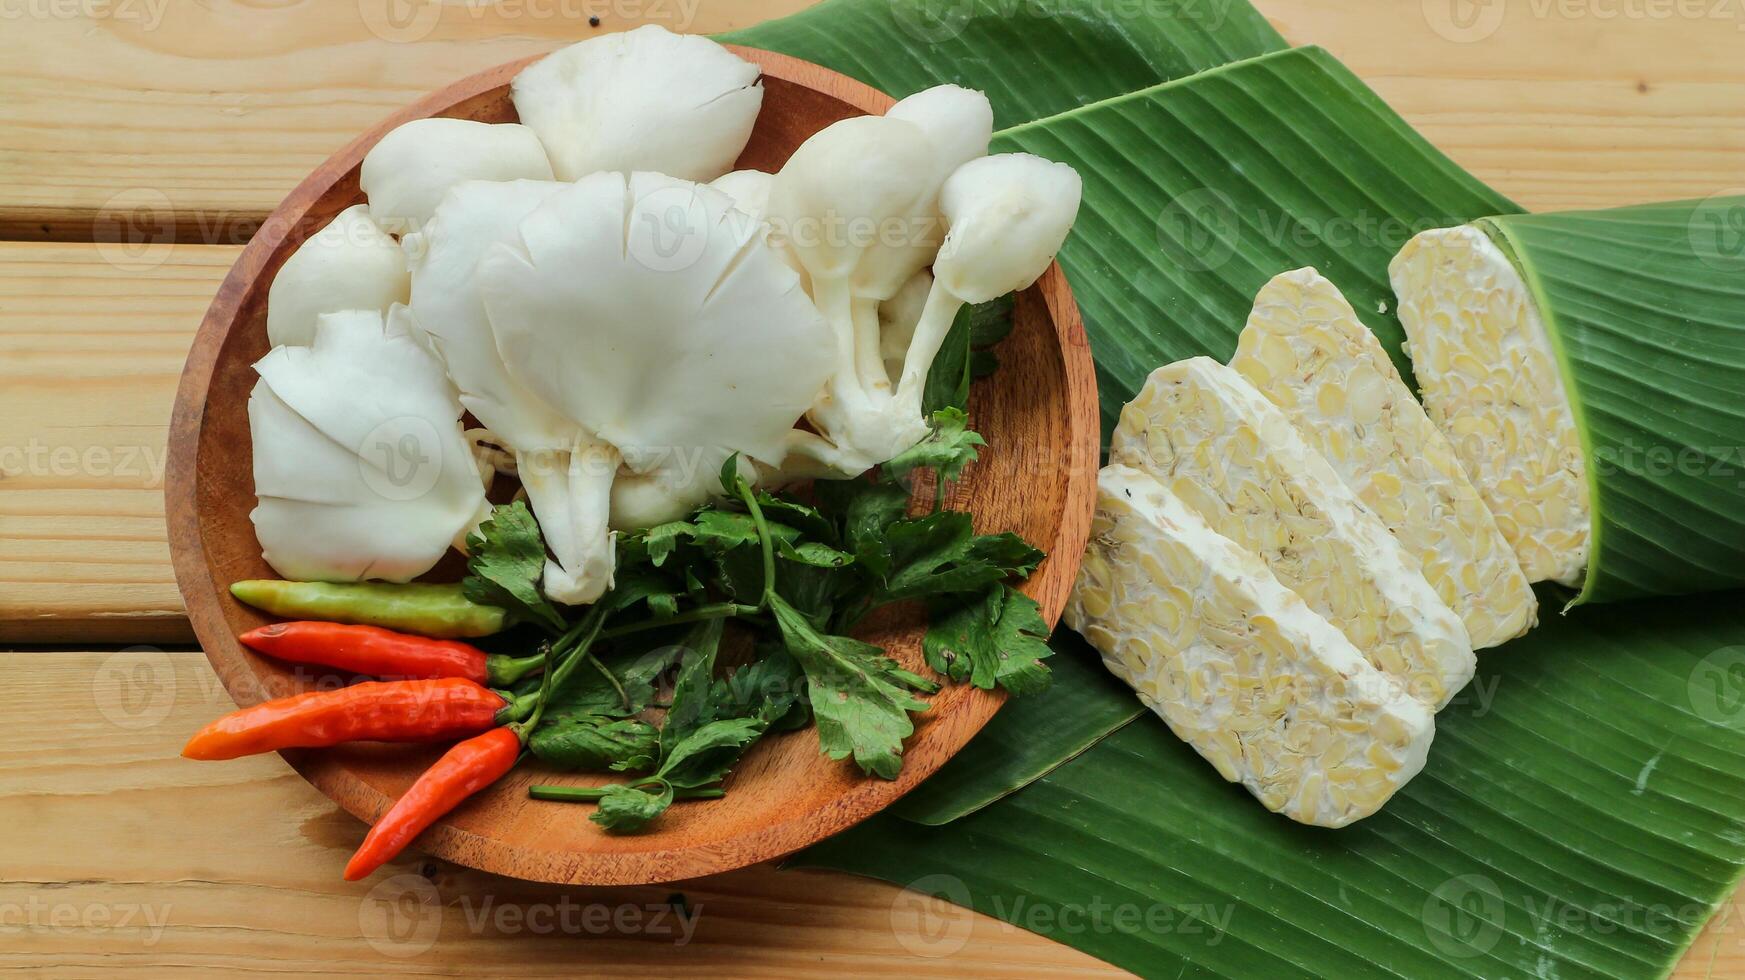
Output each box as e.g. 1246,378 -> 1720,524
936,153 -> 1082,304
511,25 -> 763,182
360,118 -> 553,236
265,205 -> 407,347
249,308 -> 486,583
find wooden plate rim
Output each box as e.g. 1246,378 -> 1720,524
166,45 -> 1100,885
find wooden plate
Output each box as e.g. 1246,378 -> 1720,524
166,46 -> 1100,886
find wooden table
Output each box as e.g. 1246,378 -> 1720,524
3,1 -> 1742,974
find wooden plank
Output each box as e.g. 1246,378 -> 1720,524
0,650 -> 1118,976
8,646 -> 1744,975
0,1 -> 811,241
1,0 -> 1740,242
0,241 -> 222,642
1260,1 -> 1745,212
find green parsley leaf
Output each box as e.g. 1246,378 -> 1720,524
923,586 -> 1054,696
662,620 -> 724,752
544,643 -> 682,721
462,501 -> 567,633
771,593 -> 935,780
756,492 -> 840,546
590,782 -> 675,832
589,715 -> 768,833
641,521 -> 694,567
966,532 -> 1047,577
529,717 -> 661,772
923,296 -> 1015,414
658,716 -> 768,789
717,453 -> 743,496
778,539 -> 855,568
691,510 -> 763,552
816,479 -> 909,580
714,649 -> 809,730
883,512 -> 998,598
881,408 -> 986,493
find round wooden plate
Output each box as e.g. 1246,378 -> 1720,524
166,46 -> 1100,886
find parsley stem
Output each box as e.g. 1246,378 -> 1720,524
509,641 -> 559,740
529,785 -> 727,803
599,602 -> 761,640
533,604 -> 617,713
732,469 -> 778,610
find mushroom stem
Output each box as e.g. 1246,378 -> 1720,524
893,281 -> 967,415
516,437 -> 621,605
852,296 -> 890,394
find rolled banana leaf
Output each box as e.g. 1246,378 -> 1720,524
1392,198 -> 1745,604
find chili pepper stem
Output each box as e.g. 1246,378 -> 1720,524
485,651 -> 547,687
528,785 -> 727,802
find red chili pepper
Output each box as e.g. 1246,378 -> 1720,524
239,622 -> 544,686
343,726 -> 522,881
337,608 -> 612,880
181,679 -> 510,761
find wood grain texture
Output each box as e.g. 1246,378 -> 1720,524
0,241 -> 220,643
0,650 -> 1119,976
164,48 -> 1099,886
13,650 -> 1745,978
2,2 -> 1742,973
1,0 -> 1740,242
1258,0 -> 1745,212
0,0 -> 812,241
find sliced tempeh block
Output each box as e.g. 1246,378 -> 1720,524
1230,267 -> 1537,648
1389,226 -> 1591,586
1067,465 -> 1435,828
1112,357 -> 1475,708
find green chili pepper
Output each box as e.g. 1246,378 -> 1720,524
229,580 -> 507,639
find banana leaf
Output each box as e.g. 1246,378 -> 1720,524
891,631 -> 1141,825
994,46 -> 1515,435
802,590 -> 1745,978
891,41 -> 1515,811
722,0 -> 1286,128
1477,200 -> 1745,605
724,1 -> 1745,974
